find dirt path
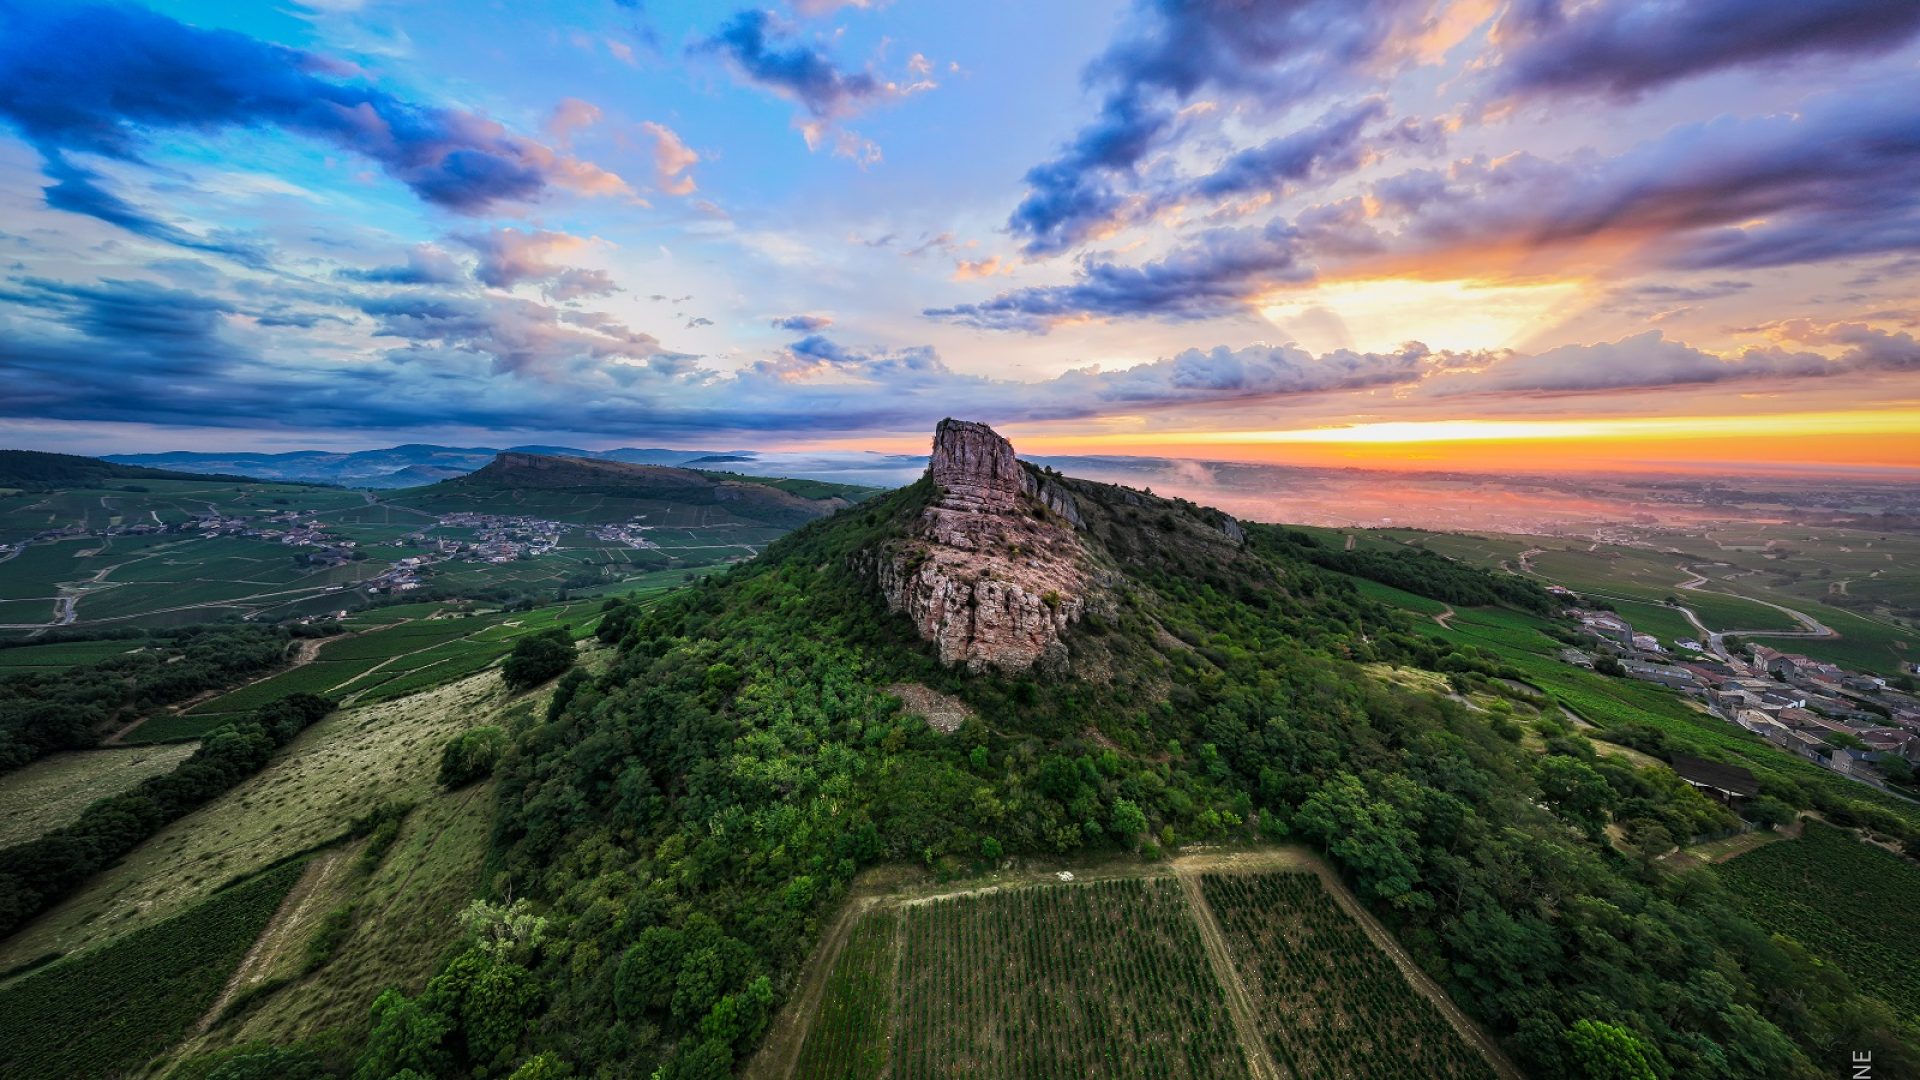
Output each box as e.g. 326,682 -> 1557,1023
1434,604 -> 1456,629
741,893 -> 885,1080
1173,866 -> 1284,1080
194,847 -> 351,1033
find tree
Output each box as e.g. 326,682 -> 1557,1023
1745,795 -> 1796,830
1109,798 -> 1147,842
438,726 -> 508,788
1564,1018 -> 1667,1080
1295,772 -> 1423,905
1537,756 -> 1617,838
353,989 -> 453,1080
502,629 -> 574,690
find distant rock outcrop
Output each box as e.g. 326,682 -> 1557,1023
876,419 -> 1095,673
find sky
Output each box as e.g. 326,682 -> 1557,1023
0,0 -> 1916,473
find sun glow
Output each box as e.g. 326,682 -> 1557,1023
1259,277 -> 1586,354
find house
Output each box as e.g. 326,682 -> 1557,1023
1622,660 -> 1701,692
1559,647 -> 1595,669
1668,753 -> 1759,803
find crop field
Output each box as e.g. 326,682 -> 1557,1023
0,743 -> 200,846
0,639 -> 150,671
1200,873 -> 1495,1080
892,878 -> 1248,1079
0,670 -> 517,973
0,858 -> 305,1079
1716,822 -> 1920,1012
793,909 -> 900,1080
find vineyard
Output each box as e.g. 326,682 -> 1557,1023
793,908 -> 898,1080
1716,822 -> 1920,1012
1199,872 -> 1496,1080
890,878 -> 1248,1079
0,858 -> 305,1078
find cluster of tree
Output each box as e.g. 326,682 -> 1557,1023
0,693 -> 334,940
0,625 -> 330,773
501,629 -> 575,691
206,479 -> 1920,1078
1257,526 -> 1558,613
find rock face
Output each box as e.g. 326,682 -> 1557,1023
878,419 -> 1093,673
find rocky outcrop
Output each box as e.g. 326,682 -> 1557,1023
878,419 -> 1094,673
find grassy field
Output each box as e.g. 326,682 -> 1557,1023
1715,822 -> 1920,1013
792,910 -> 899,1080
0,744 -> 200,847
165,780 -> 502,1067
1201,872 -> 1495,1080
0,859 -> 306,1079
892,878 -> 1248,1079
0,670 -> 523,974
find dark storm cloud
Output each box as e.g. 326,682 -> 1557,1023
694,9 -> 882,120
1491,0 -> 1920,100
0,1 -> 626,240
1008,0 -> 1423,256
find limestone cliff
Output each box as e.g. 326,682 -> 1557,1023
877,419 -> 1093,673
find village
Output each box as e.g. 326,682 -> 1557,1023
1560,596 -> 1920,795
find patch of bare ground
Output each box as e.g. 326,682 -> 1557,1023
886,681 -> 973,733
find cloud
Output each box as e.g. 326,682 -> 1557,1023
1490,0 -> 1920,100
455,228 -> 617,298
1007,0 -> 1429,255
695,10 -> 883,123
36,151 -> 272,267
948,81 -> 1920,332
928,219 -> 1310,330
357,291 -> 671,377
638,121 -> 699,195
770,313 -> 834,331
0,1 -> 629,242
545,98 -> 604,143
1191,98 -> 1386,202
337,243 -> 465,285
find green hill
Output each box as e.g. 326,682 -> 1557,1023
0,449 -> 262,491
394,451 -> 869,528
115,424 -> 1920,1079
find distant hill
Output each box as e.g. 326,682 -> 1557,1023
399,451 -> 871,527
105,443 -> 747,488
0,449 -> 262,491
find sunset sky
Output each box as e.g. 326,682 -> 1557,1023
0,0 -> 1916,472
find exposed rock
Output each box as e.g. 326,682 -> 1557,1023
888,682 -> 975,733
878,419 -> 1094,673
929,419 -> 1025,513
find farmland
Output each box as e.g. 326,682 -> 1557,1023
1200,872 -> 1496,1080
0,666 -> 533,973
0,743 -> 199,846
892,877 -> 1248,1079
0,858 -> 306,1079
793,908 -> 899,1080
1716,822 -> 1920,1012
770,852 -> 1511,1080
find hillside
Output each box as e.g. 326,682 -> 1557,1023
0,450 -> 259,491
107,444 -> 745,488
400,451 -> 869,527
27,420 -> 1917,1080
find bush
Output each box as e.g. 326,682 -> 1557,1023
439,726 -> 509,789
502,629 -> 574,691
